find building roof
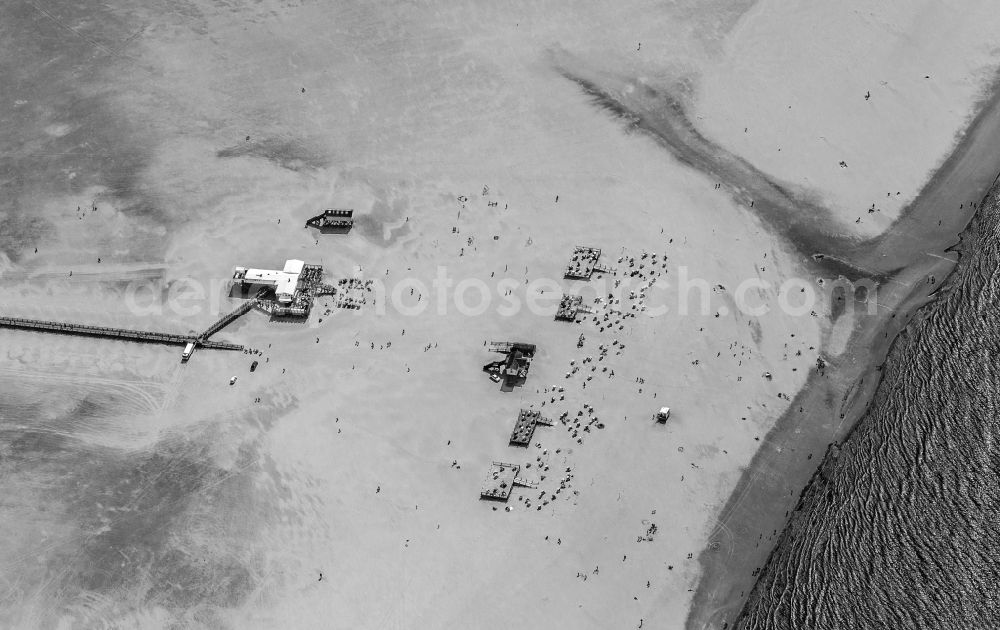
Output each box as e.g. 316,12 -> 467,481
241,268 -> 282,283
233,260 -> 306,304
276,274 -> 297,300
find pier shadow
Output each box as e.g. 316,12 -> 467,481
266,314 -> 309,324
227,284 -> 270,300
307,225 -> 353,235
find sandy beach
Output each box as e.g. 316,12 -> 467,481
2,1 -> 1000,628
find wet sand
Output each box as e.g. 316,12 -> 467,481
1,2 -> 817,627
4,2 -> 1000,627
685,82 -> 1000,630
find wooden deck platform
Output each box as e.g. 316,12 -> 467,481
509,409 -> 552,446
480,461 -> 520,501
555,294 -> 584,321
564,246 -> 603,280
306,208 -> 354,231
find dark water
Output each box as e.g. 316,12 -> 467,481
737,187 -> 1000,628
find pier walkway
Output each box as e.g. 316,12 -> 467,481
0,316 -> 243,351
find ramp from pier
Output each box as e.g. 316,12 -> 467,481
198,297 -> 259,341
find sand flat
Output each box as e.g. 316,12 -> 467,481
2,1 -> 1000,628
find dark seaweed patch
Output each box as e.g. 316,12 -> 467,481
217,136 -> 329,172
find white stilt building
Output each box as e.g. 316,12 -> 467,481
232,259 -> 305,304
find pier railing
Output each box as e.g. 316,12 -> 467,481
0,316 -> 243,351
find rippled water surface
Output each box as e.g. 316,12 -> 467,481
738,192 -> 1000,629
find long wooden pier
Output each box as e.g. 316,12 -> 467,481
0,316 -> 243,351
